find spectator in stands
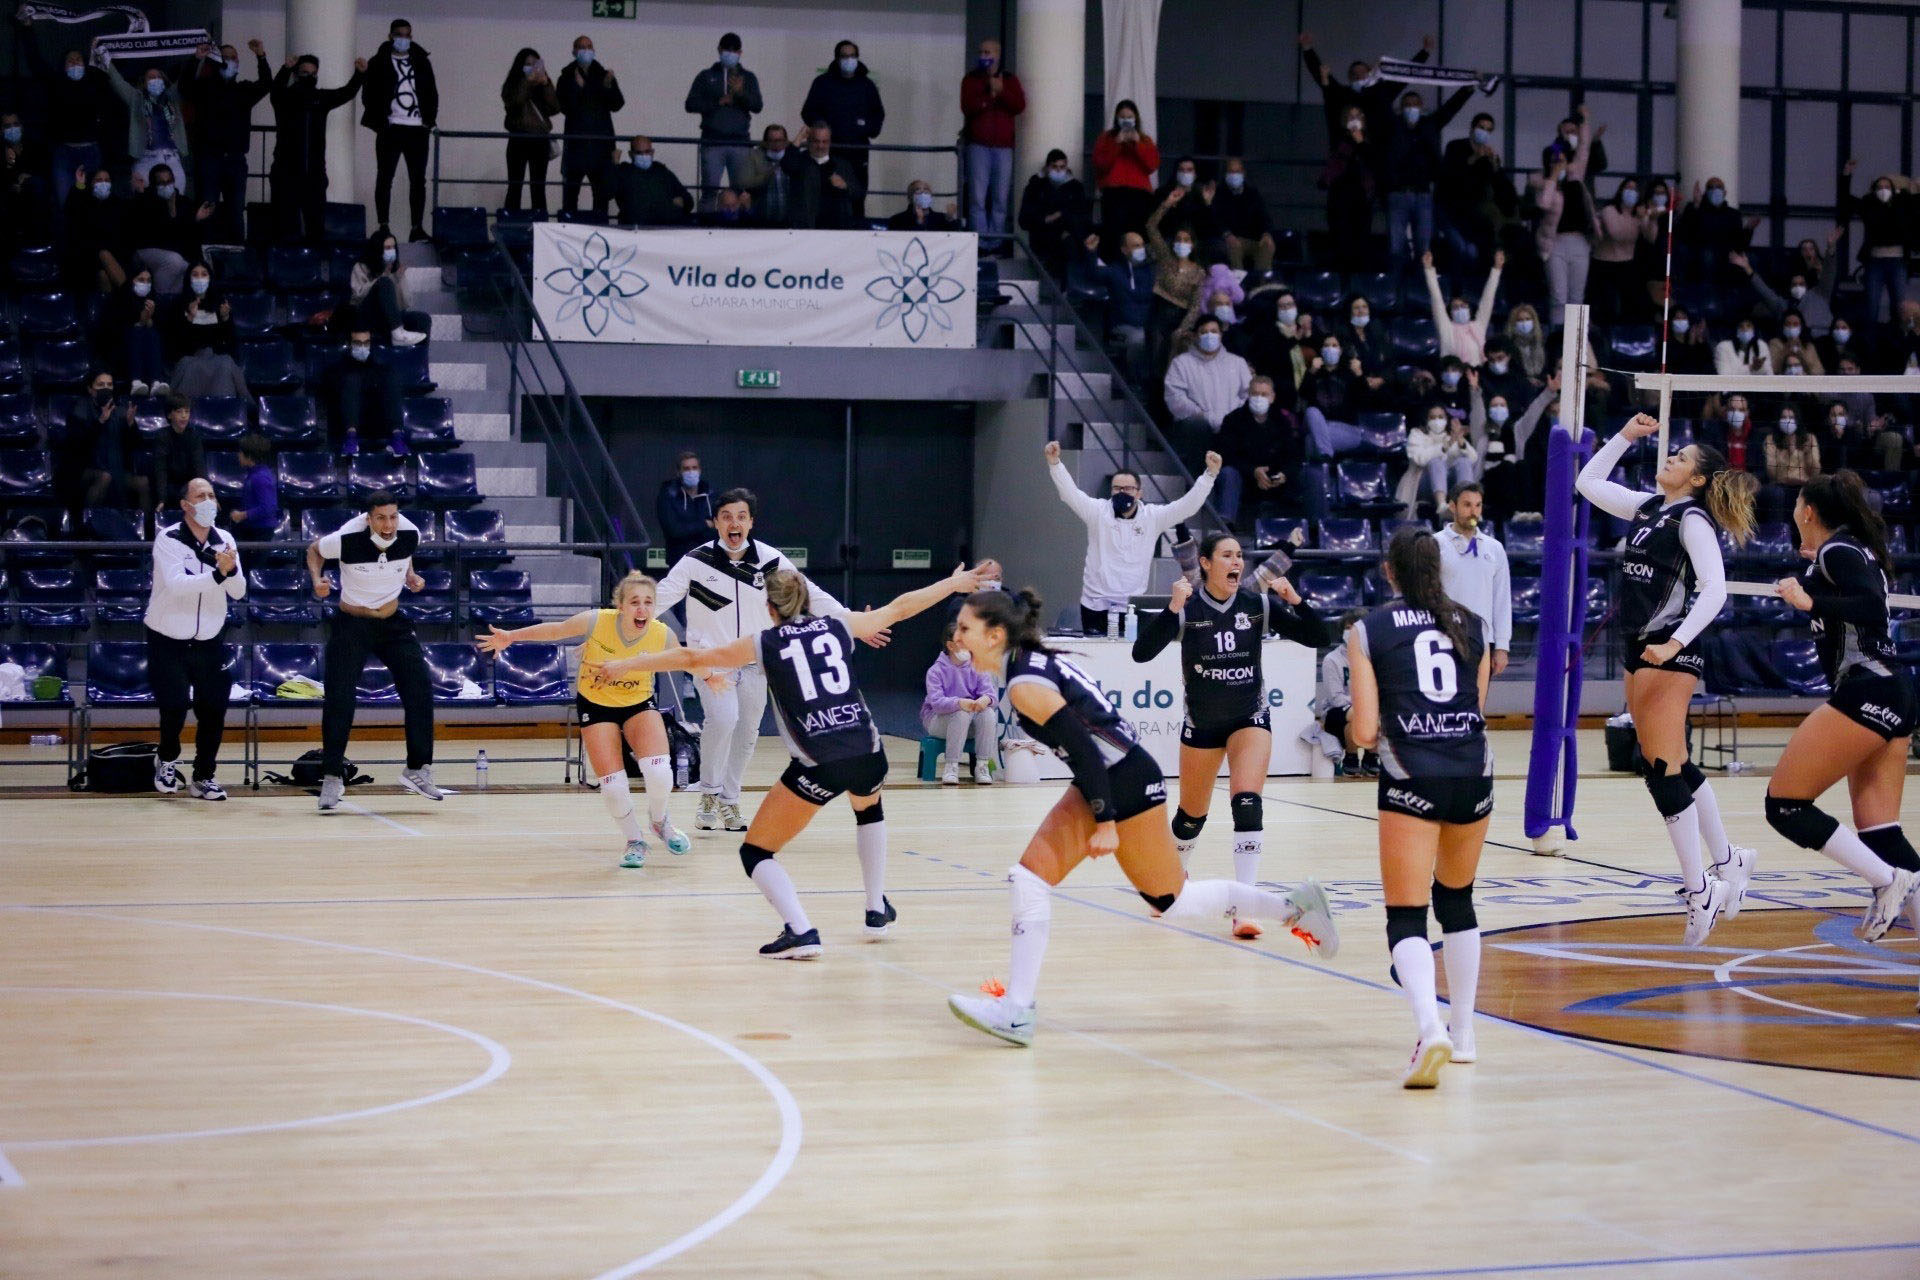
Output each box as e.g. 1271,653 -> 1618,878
887,178 -> 957,231
1019,151 -> 1091,280
331,328 -> 405,455
1675,174 -> 1753,290
164,262 -> 232,363
1715,316 -> 1771,377
348,229 -> 428,347
1859,406 -> 1912,471
169,334 -> 250,400
1213,158 -> 1275,272
1297,31 -> 1434,146
0,112 -> 48,247
1760,406 -> 1822,519
1529,106 -> 1596,326
1436,482 -> 1511,676
1078,230 -> 1153,384
1423,248 -> 1504,367
1151,158 -> 1219,255
149,394 -> 207,517
1837,160 -> 1915,329
360,19 -> 437,244
1164,315 -> 1252,478
1438,111 -> 1514,266
611,135 -> 693,227
1470,383 -> 1518,490
801,39 -> 885,220
705,187 -> 749,225
790,124 -> 863,230
1884,300 -> 1920,373
99,54 -> 189,191
1091,99 -> 1159,250
1297,331 -> 1375,457
1043,438 -> 1219,636
1179,286 -> 1249,360
1243,289 -> 1314,405
20,33 -> 114,229
556,36 -> 624,217
185,40 -> 272,243
656,451 -> 715,565
144,475 -> 244,802
1479,337 -> 1533,408
103,269 -> 168,396
1398,396 -> 1480,518
686,33 -> 762,212
501,49 -> 559,214
1816,400 -> 1869,472
55,369 -> 144,529
1215,373 -> 1288,526
228,434 -> 281,541
922,620 -> 1000,785
1429,355 -> 1472,419
1731,246 -> 1832,338
1490,373 -> 1558,516
1144,185 -> 1206,372
1233,377 -> 1315,520
1695,393 -> 1756,473
1768,310 -> 1825,376
960,39 -> 1023,253
1503,303 -> 1547,380
1320,105 -> 1379,271
1381,84 -> 1473,265
1819,317 -> 1867,374
1665,307 -> 1715,377
127,163 -> 213,299
1589,178 -> 1649,323
270,53 -> 367,243
739,124 -> 799,227
1337,293 -> 1390,380
1828,354 -> 1878,426
63,164 -> 130,297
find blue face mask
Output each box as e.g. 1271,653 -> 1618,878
1707,188 -> 1725,207
382,247 -> 397,264
349,344 -> 371,361
681,469 -> 701,488
1196,332 -> 1222,353
720,50 -> 740,68
145,78 -> 165,97
1402,106 -> 1421,125
1471,127 -> 1492,146
2,127 -> 19,144
155,182 -> 176,199
189,276 -> 210,295
633,153 -> 653,170
1047,167 -> 1069,184
1321,346 -> 1341,365
1489,405 -> 1510,424
92,181 -> 112,200
1224,171 -> 1244,191
1620,188 -> 1639,208
1441,370 -> 1461,388
839,57 -> 859,75
912,190 -> 932,209
66,65 -> 85,82
220,63 -> 237,80
391,37 -> 411,54
574,48 -> 594,67
976,55 -> 994,70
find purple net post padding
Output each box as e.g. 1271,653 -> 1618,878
1523,426 -> 1595,842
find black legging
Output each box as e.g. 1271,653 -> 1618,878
505,136 -> 551,212
374,125 -> 430,232
357,274 -> 430,342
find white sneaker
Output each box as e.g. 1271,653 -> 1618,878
941,762 -> 960,786
391,327 -> 425,347
974,762 -> 994,786
1402,1030 -> 1454,1088
947,992 -> 1035,1047
1683,879 -> 1732,947
719,801 -> 747,832
652,816 -> 691,855
188,778 -> 227,801
1714,845 -> 1758,920
1448,1023 -> 1476,1064
153,756 -> 182,794
129,380 -> 149,397
398,766 -> 445,800
149,382 -> 169,397
619,838 -> 647,869
1858,866 -> 1920,943
695,792 -> 719,830
1280,877 -> 1340,959
317,775 -> 344,812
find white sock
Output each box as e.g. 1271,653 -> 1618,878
751,859 -> 812,932
1691,778 -> 1733,867
1392,935 -> 1444,1039
1162,877 -> 1304,925
1442,928 -> 1481,1040
1663,801 -> 1708,895
1232,834 -> 1261,885
1821,826 -> 1895,889
856,817 -> 887,913
637,754 -> 672,825
1174,837 -> 1198,871
598,771 -> 644,841
1006,865 -> 1051,1009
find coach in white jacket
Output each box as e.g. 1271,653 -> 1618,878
1045,440 -> 1219,634
652,486 -> 859,832
143,477 -> 246,799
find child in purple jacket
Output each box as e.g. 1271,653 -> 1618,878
922,619 -> 1000,784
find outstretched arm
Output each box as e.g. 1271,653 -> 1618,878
845,561 -> 998,641
604,633 -> 757,679
476,609 -> 595,654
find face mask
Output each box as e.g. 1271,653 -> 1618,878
221,63 -> 238,80
682,469 -> 701,487
1489,405 -> 1509,424
1652,194 -> 1669,211
155,182 -> 175,199
92,180 -> 111,199
349,343 -> 371,361
391,37 -> 411,54
1350,313 -> 1370,329
1834,328 -> 1851,345
1671,318 -> 1691,335
766,147 -> 785,161
1129,246 -> 1147,263
1561,133 -> 1578,150
975,55 -> 994,71
1247,395 -> 1272,415
1321,347 -> 1341,365
1471,127 -> 1492,145
1515,319 -> 1534,335
1785,366 -> 1803,377
1876,187 -> 1893,204
1450,306 -> 1470,324
1489,359 -> 1509,375
296,68 -> 315,82
378,247 -> 397,266
1110,493 -> 1137,518
1736,329 -> 1754,345
1047,167 -> 1069,184
1707,188 -> 1725,206
1441,370 -> 1461,389
1620,189 -> 1639,208
1277,307 -> 1298,325
1176,171 -> 1195,188
189,276 -> 210,295
190,498 -> 218,527
913,190 -> 932,210
838,57 -> 859,75
954,649 -> 972,664
1212,305 -> 1233,324
1783,324 -> 1802,340
1116,117 -> 1136,130
1833,415 -> 1848,430
634,154 -> 654,170
93,387 -> 114,406
1789,285 -> 1807,300
1196,332 -> 1222,353
721,51 -> 741,68
1345,118 -> 1364,135
66,65 -> 85,81
1172,241 -> 1192,259
3,126 -> 21,144
1726,408 -> 1746,426
1224,172 -> 1244,191
1780,419 -> 1798,433
1402,107 -> 1421,125
146,79 -> 165,97
132,280 -> 151,297
1427,416 -> 1448,433
575,49 -> 594,66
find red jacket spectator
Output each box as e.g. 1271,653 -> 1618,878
1093,126 -> 1160,193
960,68 -> 1025,149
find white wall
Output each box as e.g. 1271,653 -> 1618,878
218,0 -> 968,218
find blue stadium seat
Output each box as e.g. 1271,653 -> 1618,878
92,567 -> 150,624
354,656 -> 400,704
1356,409 -> 1407,454
30,338 -> 90,391
1333,461 -> 1398,513
1296,571 -> 1364,620
1270,228 -> 1304,264
347,454 -> 413,502
300,506 -> 354,542
0,449 -> 54,501
0,641 -> 67,704
8,244 -> 60,287
303,340 -> 347,389
266,245 -> 328,293
1394,273 -> 1431,315
1386,314 -> 1439,361
468,568 -> 535,626
189,395 -> 251,445
18,566 -> 85,628
442,507 -> 508,563
227,291 -> 276,339
1315,516 -> 1378,555
1504,513 -> 1545,558
1702,628 -> 1778,697
205,245 -> 262,290
257,395 -> 322,448
204,451 -> 250,506
1770,635 -> 1832,697
417,452 -> 479,507
16,290 -> 79,338
1362,565 -> 1392,604
0,340 -> 24,395
251,642 -> 323,700
494,642 -> 570,704
86,640 -> 155,704
424,642 -> 491,703
1893,618 -> 1920,663
323,201 -> 368,246
1745,521 -> 1795,558
1860,471 -> 1913,519
1350,271 -> 1401,317
401,506 -> 439,544
0,391 -> 37,445
238,340 -> 301,394
279,289 -> 335,329
1252,515 -> 1310,550
1584,575 -> 1611,619
1292,269 -> 1343,312
246,566 -> 321,626
1510,573 -> 1542,625
401,397 -> 458,451
1888,526 -> 1909,557
389,344 -> 435,394
278,451 -> 340,507
400,566 -> 455,624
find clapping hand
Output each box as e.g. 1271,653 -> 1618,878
215,547 -> 237,575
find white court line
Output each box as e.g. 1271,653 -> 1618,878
1714,945 -> 1920,1031
338,801 -> 423,837
5,907 -> 801,1278
0,986 -> 510,1155
0,1144 -> 21,1188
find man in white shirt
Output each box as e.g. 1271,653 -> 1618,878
1044,440 -> 1220,634
1436,481 -> 1512,675
306,491 -> 438,811
144,476 -> 246,799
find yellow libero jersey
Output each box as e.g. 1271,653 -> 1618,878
576,611 -> 668,705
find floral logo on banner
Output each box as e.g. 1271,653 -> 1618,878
541,231 -> 648,337
864,237 -> 967,343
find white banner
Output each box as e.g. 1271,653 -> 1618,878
532,223 -> 977,349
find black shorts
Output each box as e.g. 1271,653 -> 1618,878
781,751 -> 889,806
1622,627 -> 1705,676
1828,672 -> 1917,741
576,693 -> 657,729
1181,706 -> 1271,750
1075,746 -> 1168,823
1378,774 -> 1495,825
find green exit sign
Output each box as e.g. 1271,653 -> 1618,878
645,547 -> 666,568
737,369 -> 781,389
777,546 -> 809,568
891,549 -> 932,570
591,0 -> 637,17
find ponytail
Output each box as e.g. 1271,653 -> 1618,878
1801,470 -> 1891,569
764,568 -> 812,621
1690,443 -> 1757,547
963,586 -> 1055,654
1385,526 -> 1474,660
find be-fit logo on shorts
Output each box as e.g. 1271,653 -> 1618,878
793,773 -> 835,803
1386,786 -> 1435,814
1859,701 -> 1901,732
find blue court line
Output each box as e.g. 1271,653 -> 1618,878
900,848 -> 1920,1150
1265,1238 -> 1920,1280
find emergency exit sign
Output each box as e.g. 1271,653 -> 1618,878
891,549 -> 932,570
737,369 -> 781,389
591,0 -> 637,17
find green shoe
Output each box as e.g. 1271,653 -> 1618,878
620,838 -> 648,869
653,817 -> 692,855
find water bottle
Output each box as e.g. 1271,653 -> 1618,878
1123,608 -> 1138,642
1725,760 -> 1751,775
1109,609 -> 1124,638
673,741 -> 692,788
475,749 -> 489,791
28,733 -> 61,747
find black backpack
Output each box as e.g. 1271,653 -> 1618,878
69,741 -> 160,793
264,748 -> 373,788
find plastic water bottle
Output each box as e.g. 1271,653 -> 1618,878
1123,608 -> 1138,642
28,733 -> 61,747
475,749 -> 489,791
1109,609 -> 1124,638
1725,760 -> 1751,775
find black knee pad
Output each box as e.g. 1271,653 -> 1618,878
1139,889 -> 1178,914
1231,791 -> 1263,832
1385,903 -> 1429,951
1764,794 -> 1839,851
1681,760 -> 1707,794
1171,809 -> 1207,841
1860,824 -> 1920,873
1644,765 -> 1694,820
1431,880 -> 1478,934
854,800 -> 885,826
739,842 -> 776,877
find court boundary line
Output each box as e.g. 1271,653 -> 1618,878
1268,1236 -> 1920,1280
337,801 -> 424,837
0,1145 -> 20,1188
2,907 -> 801,1278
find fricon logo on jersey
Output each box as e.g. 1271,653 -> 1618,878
1199,665 -> 1257,682
1621,561 -> 1656,581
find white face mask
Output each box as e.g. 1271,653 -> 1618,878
1671,318 -> 1691,335
189,276 -> 210,295
132,280 -> 151,297
1350,313 -> 1370,329
190,498 -> 217,527
1176,171 -> 1195,188
1876,187 -> 1894,203
1129,246 -> 1147,263
1789,285 -> 1806,300
1489,359 -> 1509,374
1782,324 -> 1802,339
1726,408 -> 1746,426
1276,307 -> 1298,325
1736,329 -> 1755,345
1196,331 -> 1222,353
1488,405 -> 1509,424
1779,419 -> 1798,433
1426,417 -> 1448,433
1172,241 -> 1192,259
1833,414 -> 1849,430
1450,306 -> 1470,324
1224,171 -> 1244,190
1834,327 -> 1852,344
1441,370 -> 1461,388
952,649 -> 971,664
1345,117 -> 1363,135
1514,319 -> 1534,335
1247,394 -> 1271,415
1212,305 -> 1233,324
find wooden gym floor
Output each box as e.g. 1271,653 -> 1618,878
1,730 -> 1917,1279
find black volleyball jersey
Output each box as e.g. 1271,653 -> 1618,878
1005,646 -> 1139,766
1619,494 -> 1716,639
1135,585 -> 1329,726
1355,600 -> 1490,780
757,615 -> 882,767
1798,532 -> 1898,685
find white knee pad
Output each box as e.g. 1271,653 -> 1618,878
598,770 -> 634,819
637,753 -> 672,792
1009,864 -> 1051,928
